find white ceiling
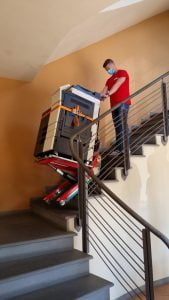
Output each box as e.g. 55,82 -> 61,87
0,0 -> 168,81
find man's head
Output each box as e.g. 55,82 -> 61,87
103,59 -> 117,75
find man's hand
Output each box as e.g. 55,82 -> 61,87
100,93 -> 106,101
100,91 -> 109,101
100,86 -> 109,101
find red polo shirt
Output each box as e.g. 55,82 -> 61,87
106,69 -> 131,107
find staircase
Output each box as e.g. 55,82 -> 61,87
0,212 -> 112,299
99,111 -> 166,181
69,72 -> 169,299
1,72 -> 169,300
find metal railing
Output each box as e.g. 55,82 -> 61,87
70,71 -> 169,299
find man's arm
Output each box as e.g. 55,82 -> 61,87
108,77 -> 126,96
100,85 -> 108,98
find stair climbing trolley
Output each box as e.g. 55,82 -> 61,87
34,85 -> 101,206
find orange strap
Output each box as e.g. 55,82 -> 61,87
42,104 -> 93,121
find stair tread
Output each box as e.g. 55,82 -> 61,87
0,249 -> 92,281
11,274 -> 113,300
0,212 -> 74,246
31,198 -> 78,218
131,121 -> 163,133
101,154 -> 124,168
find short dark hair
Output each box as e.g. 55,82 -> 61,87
103,59 -> 114,68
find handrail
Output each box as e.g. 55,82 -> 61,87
70,71 -> 169,249
70,71 -> 169,137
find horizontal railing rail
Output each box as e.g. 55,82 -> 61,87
70,72 -> 169,248
70,71 -> 169,299
70,141 -> 169,249
70,71 -> 169,137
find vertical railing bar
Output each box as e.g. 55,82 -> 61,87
161,80 -> 169,144
142,229 -> 155,300
78,138 -> 89,253
122,108 -> 130,178
77,137 -> 83,224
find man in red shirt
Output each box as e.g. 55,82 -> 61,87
100,58 -> 131,153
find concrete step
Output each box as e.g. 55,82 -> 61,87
131,133 -> 157,145
0,249 -> 92,299
0,212 -> 75,262
101,154 -> 124,168
11,274 -> 113,300
130,134 -> 157,155
131,124 -> 164,136
130,143 -> 143,155
99,160 -> 117,181
31,198 -> 77,231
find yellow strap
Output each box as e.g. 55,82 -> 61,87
43,103 -> 93,121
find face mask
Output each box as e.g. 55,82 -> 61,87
107,68 -> 116,75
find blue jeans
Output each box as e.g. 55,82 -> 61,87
112,104 -> 130,152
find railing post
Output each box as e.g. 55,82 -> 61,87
122,109 -> 130,179
161,80 -> 169,144
142,229 -> 155,300
77,138 -> 89,254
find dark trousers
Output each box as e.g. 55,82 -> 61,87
112,104 -> 130,152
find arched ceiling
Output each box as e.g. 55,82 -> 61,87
0,0 -> 168,81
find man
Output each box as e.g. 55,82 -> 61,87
100,59 -> 131,154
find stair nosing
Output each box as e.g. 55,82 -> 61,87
0,250 -> 92,283
143,143 -> 160,147
31,205 -> 77,219
10,274 -> 113,300
0,258 -> 91,285
0,231 -> 76,249
131,154 -> 146,157
77,285 -> 112,300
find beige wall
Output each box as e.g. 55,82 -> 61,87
0,11 -> 169,212
74,136 -> 169,298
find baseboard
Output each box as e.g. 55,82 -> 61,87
116,276 -> 169,300
154,276 -> 169,287
0,208 -> 30,217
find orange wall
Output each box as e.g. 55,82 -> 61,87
0,11 -> 169,212
35,11 -> 169,111
0,79 -> 60,212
